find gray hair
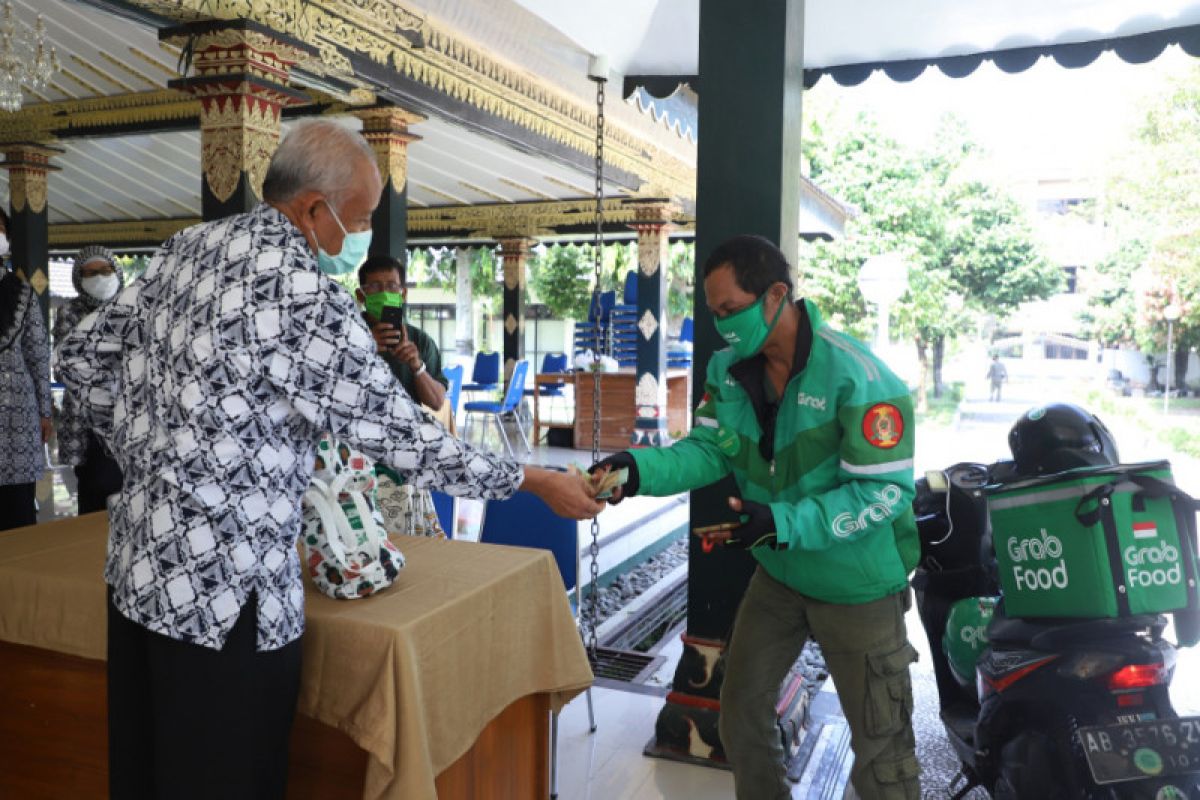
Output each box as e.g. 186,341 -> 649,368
262,118 -> 378,210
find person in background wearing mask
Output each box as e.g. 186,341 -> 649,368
52,246 -> 126,514
0,206 -> 52,531
591,235 -> 921,800
356,254 -> 447,411
55,118 -> 603,799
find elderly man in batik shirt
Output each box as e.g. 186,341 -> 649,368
56,119 -> 604,800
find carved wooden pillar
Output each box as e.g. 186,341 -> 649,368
353,106 -> 423,261
162,21 -> 313,220
630,201 -> 676,448
498,237 -> 534,384
3,142 -> 62,328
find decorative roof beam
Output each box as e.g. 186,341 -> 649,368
82,0 -> 697,203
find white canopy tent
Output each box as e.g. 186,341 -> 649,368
509,0 -> 1200,77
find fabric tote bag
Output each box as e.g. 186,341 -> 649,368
301,438 -> 404,599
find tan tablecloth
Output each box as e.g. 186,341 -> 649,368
0,514 -> 594,800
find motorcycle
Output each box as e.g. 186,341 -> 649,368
912,403 -> 1200,799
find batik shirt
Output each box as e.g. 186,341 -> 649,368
0,276 -> 51,485
55,204 -> 523,651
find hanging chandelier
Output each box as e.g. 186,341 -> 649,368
0,1 -> 57,113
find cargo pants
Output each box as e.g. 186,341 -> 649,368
718,567 -> 920,800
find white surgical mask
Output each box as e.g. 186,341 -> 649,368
0,234 -> 9,257
81,273 -> 120,302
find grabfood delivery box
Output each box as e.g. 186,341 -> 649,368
986,461 -> 1199,621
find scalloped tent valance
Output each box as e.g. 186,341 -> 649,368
804,22 -> 1200,88
624,22 -> 1200,99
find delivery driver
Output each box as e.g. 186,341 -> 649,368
592,235 -> 921,799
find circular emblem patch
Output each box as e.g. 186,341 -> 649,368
862,403 -> 904,449
1134,747 -> 1164,777
1156,786 -> 1188,800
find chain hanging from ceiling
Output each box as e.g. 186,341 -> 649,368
584,56 -> 607,662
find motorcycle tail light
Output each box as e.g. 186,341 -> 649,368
1059,652 -> 1125,681
1106,663 -> 1169,691
1116,693 -> 1144,708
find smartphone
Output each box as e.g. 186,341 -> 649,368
379,304 -> 405,331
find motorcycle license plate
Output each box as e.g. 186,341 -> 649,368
1077,718 -> 1200,784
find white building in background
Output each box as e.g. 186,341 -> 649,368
985,169 -> 1114,381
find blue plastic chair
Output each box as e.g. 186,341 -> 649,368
587,290 -> 616,325
525,352 -> 569,399
463,359 -> 531,458
479,490 -> 597,797
623,269 -> 638,305
443,364 -> 464,419
462,351 -> 501,396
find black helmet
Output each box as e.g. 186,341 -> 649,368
1008,403 -> 1119,476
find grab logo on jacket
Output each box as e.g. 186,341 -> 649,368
832,484 -> 904,538
796,392 -> 827,411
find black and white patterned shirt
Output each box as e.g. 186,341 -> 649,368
56,204 -> 523,651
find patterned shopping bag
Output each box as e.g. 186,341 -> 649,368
301,437 -> 404,599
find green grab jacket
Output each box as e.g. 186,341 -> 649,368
630,299 -> 919,605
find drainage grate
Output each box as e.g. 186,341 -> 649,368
601,575 -> 687,653
589,646 -> 661,683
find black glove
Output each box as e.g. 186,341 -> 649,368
588,451 -> 640,499
722,498 -> 783,550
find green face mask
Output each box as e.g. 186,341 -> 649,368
363,291 -> 403,321
714,291 -> 786,359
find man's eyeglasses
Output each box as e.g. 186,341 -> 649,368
361,281 -> 403,293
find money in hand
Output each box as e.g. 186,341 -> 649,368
570,463 -> 628,500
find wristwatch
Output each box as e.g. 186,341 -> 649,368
413,362 -> 427,377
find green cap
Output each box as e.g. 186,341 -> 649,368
364,291 -> 403,321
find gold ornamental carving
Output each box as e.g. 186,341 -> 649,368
3,144 -> 62,214
9,170 -> 49,214
27,269 -> 49,296
50,218 -> 200,248
200,96 -> 282,203
123,0 -> 697,202
499,238 -> 532,290
630,202 -> 677,277
408,198 -> 692,240
354,107 -> 424,193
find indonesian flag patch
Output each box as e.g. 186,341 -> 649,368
862,403 -> 904,449
1132,521 -> 1158,539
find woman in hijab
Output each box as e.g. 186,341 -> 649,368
0,208 -> 52,530
52,245 -> 125,514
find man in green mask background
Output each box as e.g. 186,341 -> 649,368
356,254 -> 447,412
591,235 -> 921,800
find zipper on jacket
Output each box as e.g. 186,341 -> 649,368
769,459 -> 776,478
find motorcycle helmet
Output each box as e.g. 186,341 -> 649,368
943,596 -> 997,687
1008,403 -> 1119,476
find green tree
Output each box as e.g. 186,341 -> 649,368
1100,65 -> 1200,388
802,112 -> 1058,408
529,244 -> 595,320
667,240 -> 695,326
1079,239 -> 1147,348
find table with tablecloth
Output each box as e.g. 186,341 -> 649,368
0,513 -> 593,799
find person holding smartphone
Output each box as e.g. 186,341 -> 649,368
355,254 -> 447,411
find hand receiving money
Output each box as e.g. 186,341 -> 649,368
570,462 -> 628,500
